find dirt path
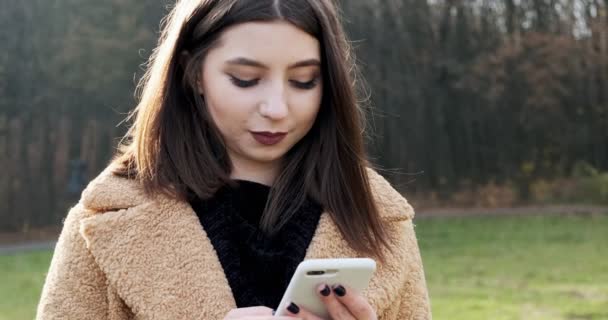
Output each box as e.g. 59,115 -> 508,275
416,204 -> 608,218
0,241 -> 56,255
1,205 -> 606,254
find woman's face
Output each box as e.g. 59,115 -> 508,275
198,21 -> 322,177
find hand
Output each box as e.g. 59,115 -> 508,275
283,284 -> 377,320
224,306 -> 300,320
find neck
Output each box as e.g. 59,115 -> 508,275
229,156 -> 281,187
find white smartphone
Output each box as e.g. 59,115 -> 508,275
274,258 -> 376,318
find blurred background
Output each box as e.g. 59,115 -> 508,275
1,0 -> 607,319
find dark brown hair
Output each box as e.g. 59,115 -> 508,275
112,0 -> 391,260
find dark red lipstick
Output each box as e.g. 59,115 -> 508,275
251,131 -> 287,145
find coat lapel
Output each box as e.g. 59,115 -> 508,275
78,166 -> 414,319
305,212 -> 412,316
80,197 -> 236,319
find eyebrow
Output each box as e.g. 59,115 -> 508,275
225,57 -> 321,70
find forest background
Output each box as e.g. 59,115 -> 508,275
1,0 -> 607,231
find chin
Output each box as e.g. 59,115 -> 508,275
249,153 -> 285,163
250,148 -> 289,162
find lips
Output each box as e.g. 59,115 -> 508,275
251,131 -> 287,146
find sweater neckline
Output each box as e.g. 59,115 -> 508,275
218,179 -> 272,226
188,180 -> 323,308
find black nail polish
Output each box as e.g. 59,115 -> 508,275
287,302 -> 300,314
320,285 -> 331,296
333,284 -> 346,297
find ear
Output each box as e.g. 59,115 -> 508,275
179,50 -> 190,69
196,80 -> 204,95
196,75 -> 204,95
180,50 -> 204,95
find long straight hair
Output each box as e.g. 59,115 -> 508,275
112,0 -> 392,260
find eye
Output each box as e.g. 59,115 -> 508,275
229,75 -> 259,88
290,77 -> 319,90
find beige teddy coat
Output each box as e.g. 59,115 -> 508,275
36,165 -> 431,319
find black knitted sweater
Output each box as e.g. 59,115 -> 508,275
188,180 -> 323,309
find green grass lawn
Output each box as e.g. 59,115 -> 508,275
417,214 -> 608,320
0,250 -> 53,320
1,213 -> 607,320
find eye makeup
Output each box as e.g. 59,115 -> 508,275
227,74 -> 320,90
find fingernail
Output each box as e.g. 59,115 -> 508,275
287,302 -> 300,314
320,284 -> 331,296
333,284 -> 346,297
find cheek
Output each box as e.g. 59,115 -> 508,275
203,76 -> 253,133
293,91 -> 322,126
207,101 -> 247,140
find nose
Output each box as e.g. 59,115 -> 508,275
259,84 -> 288,120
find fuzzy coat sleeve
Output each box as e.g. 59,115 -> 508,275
394,219 -> 432,320
36,203 -> 129,320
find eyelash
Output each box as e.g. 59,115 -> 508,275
229,76 -> 319,90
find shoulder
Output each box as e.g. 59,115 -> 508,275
78,165 -> 413,219
365,168 -> 415,221
79,163 -> 149,212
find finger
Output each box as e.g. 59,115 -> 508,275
329,284 -> 376,320
225,306 -> 273,318
240,317 -> 297,320
247,317 -> 298,320
316,284 -> 355,320
282,301 -> 324,320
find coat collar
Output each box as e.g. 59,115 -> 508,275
78,165 -> 414,319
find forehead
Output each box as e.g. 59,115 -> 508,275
210,21 -> 321,64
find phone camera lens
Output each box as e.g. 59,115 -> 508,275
307,270 -> 325,276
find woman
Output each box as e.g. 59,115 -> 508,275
36,0 -> 431,319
